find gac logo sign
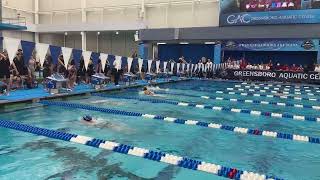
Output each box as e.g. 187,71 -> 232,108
226,14 -> 251,24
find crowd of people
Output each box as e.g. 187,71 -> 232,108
6,51 -> 320,96
225,58 -> 319,72
0,49 -> 219,96
0,49 -> 39,95
0,49 -> 115,95
172,56 -> 215,78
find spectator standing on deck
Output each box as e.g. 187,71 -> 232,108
113,58 -> 122,86
86,59 -> 95,84
67,60 -> 77,89
57,55 -> 67,75
12,49 -> 27,89
0,52 -> 11,95
96,59 -> 102,74
131,51 -> 138,59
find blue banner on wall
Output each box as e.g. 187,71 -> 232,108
49,45 -> 62,65
222,39 -> 319,51
220,9 -> 320,26
72,49 -> 82,68
90,52 -> 100,65
21,40 -> 35,65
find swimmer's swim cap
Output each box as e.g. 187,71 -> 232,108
83,115 -> 93,122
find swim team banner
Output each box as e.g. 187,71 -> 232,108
223,69 -> 320,83
222,39 -> 319,51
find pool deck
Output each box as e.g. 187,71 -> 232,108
0,77 -> 191,105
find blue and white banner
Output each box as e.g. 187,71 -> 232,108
222,39 -> 319,51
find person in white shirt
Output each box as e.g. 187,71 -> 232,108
315,65 -> 320,72
113,58 -> 122,86
259,64 -> 264,70
246,63 -> 252,69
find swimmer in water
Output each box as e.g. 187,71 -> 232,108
274,91 -> 285,96
81,115 -> 97,125
81,116 -> 133,133
143,86 -> 154,96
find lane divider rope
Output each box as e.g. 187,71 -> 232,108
163,88 -> 320,102
227,87 -> 318,96
240,82 -> 320,90
234,84 -> 320,93
41,99 -> 320,145
214,91 -> 320,101
153,91 -> 320,111
0,119 -> 282,180
92,93 -> 320,122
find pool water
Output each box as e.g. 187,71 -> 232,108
0,80 -> 319,180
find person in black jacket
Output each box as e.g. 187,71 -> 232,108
86,59 -> 95,83
0,52 -> 11,95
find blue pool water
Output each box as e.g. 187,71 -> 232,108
0,80 -> 319,180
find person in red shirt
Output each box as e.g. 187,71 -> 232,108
290,64 -> 297,72
297,65 -> 304,72
240,59 -> 248,69
282,64 -> 289,71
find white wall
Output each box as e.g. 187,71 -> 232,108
2,0 -> 218,57
86,0 -> 139,8
4,0 -> 220,29
39,33 -> 64,46
2,0 -> 34,11
38,31 -> 138,57
39,0 -> 80,12
2,0 -> 35,40
86,31 -> 138,56
36,0 -> 219,28
146,2 -> 219,28
2,30 -> 34,41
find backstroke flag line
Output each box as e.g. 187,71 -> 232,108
82,51 -> 92,70
127,57 -> 133,73
35,43 -> 49,67
3,37 -> 21,65
100,53 -> 108,72
61,47 -> 73,68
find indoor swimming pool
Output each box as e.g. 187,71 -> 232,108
0,80 -> 319,180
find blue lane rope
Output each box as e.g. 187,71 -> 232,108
214,91 -> 320,102
234,84 -> 320,93
228,87 -> 318,96
92,93 -> 320,122
240,82 -> 320,90
169,88 -> 320,102
41,100 -> 320,145
0,119 -> 283,180
152,91 -> 320,111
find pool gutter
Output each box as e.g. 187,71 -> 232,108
0,78 -> 192,106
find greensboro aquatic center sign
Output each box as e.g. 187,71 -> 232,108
219,9 -> 320,26
224,70 -> 320,83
